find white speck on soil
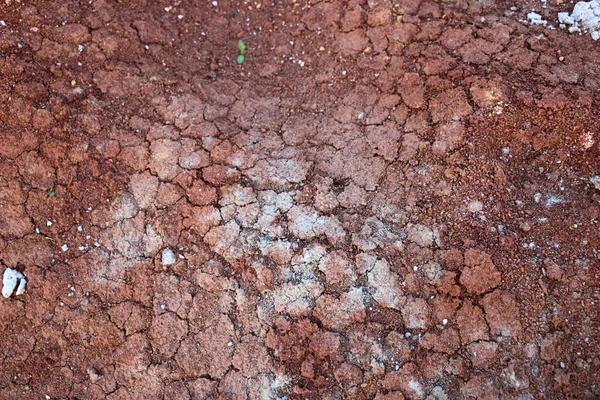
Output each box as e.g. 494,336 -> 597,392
545,195 -> 564,207
61,244 -> 69,252
468,200 -> 484,212
408,379 -> 424,397
162,248 -> 176,265
2,268 -> 27,298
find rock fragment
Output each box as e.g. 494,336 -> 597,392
2,268 -> 27,298
162,248 -> 176,266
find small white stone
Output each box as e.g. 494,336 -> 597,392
47,220 -> 53,226
212,0 -> 218,5
558,12 -> 573,24
527,12 -> 547,25
162,248 -> 176,265
61,244 -> 69,252
2,268 -> 27,298
442,318 -> 448,325
78,225 -> 83,232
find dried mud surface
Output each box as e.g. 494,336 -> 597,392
0,0 -> 599,399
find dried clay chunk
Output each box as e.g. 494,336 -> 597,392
2,268 -> 27,298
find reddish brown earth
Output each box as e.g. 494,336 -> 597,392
0,0 -> 599,399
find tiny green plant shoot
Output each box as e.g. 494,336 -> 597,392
46,183 -> 55,198
237,40 -> 246,64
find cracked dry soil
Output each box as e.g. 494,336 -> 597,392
0,0 -> 599,399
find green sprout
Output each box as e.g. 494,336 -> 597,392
46,184 -> 55,198
237,40 -> 246,64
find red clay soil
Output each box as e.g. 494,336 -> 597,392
0,0 -> 599,399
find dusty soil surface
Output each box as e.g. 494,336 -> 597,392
0,0 -> 599,399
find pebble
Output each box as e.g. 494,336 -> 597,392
162,248 -> 176,265
2,268 -> 27,298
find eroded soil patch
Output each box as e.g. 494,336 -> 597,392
0,0 -> 598,399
